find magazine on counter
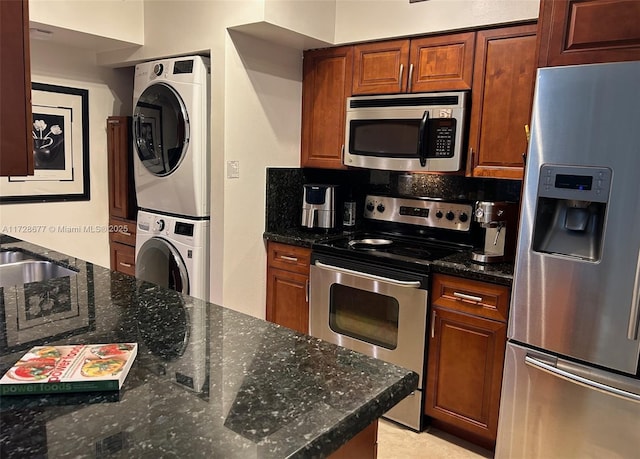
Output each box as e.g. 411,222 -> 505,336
0,343 -> 137,396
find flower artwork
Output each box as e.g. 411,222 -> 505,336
32,115 -> 65,170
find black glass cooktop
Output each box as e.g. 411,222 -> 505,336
312,231 -> 469,271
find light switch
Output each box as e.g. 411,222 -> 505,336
227,160 -> 240,179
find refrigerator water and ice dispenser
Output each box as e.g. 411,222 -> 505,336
531,165 -> 611,262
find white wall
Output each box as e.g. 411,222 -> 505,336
0,40 -> 133,268
223,31 -> 302,317
334,0 -> 540,44
29,0 -> 144,45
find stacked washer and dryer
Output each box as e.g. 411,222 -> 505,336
132,56 -> 210,301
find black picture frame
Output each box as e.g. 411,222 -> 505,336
0,83 -> 90,204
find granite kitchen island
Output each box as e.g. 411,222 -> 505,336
0,237 -> 417,458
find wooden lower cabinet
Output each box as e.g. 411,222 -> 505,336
329,420 -> 378,459
109,218 -> 137,275
110,241 -> 135,277
266,242 -> 311,334
425,274 -> 510,450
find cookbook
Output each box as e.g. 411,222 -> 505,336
0,343 -> 137,396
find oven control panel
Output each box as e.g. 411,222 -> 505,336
363,195 -> 473,231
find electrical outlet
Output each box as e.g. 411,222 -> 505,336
227,160 -> 240,179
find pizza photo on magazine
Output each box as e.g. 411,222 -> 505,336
0,343 -> 137,396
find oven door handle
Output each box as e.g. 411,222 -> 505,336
314,261 -> 422,288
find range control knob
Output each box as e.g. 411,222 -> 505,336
435,210 -> 443,219
154,219 -> 165,232
376,203 -> 385,213
445,211 -> 455,221
153,63 -> 164,76
459,212 -> 469,223
366,202 -> 375,212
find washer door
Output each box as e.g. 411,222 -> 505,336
133,82 -> 189,176
135,237 -> 189,295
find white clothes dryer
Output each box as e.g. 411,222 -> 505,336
133,55 -> 210,218
135,210 -> 209,301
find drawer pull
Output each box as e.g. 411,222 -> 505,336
280,255 -> 298,262
453,292 -> 483,303
119,262 -> 132,268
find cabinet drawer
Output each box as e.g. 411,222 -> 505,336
109,218 -> 137,247
110,241 -> 135,276
431,274 -> 510,322
267,242 -> 311,275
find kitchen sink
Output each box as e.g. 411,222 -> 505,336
0,250 -> 37,265
0,259 -> 78,287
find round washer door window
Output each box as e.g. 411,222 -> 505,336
135,237 -> 189,294
133,82 -> 189,176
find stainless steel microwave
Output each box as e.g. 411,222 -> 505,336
344,91 -> 468,172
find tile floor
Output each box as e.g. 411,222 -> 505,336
377,420 -> 493,459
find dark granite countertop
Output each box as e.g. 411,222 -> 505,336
263,230 -> 514,286
0,238 -> 417,458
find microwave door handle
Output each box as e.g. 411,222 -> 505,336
417,111 -> 429,167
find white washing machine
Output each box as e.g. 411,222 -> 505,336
133,55 -> 210,218
135,210 -> 209,301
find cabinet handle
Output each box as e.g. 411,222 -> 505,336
468,147 -> 475,175
107,119 -> 120,125
431,309 -> 436,339
453,292 -> 483,303
305,279 -> 310,303
280,255 -> 298,262
119,261 -> 132,268
407,63 -> 414,92
398,64 -> 404,91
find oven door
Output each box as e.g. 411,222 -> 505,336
309,253 -> 428,430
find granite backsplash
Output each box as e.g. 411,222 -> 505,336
265,168 -> 521,232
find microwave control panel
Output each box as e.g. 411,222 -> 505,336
426,118 -> 457,158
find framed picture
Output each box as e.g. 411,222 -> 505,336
0,256 -> 95,353
0,83 -> 90,204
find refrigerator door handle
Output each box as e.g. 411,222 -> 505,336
525,355 -> 640,403
628,248 -> 640,340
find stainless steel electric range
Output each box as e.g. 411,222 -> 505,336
309,194 -> 476,431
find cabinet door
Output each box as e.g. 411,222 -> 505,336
467,24 -> 537,179
110,241 -> 136,276
425,307 -> 507,448
266,268 -> 309,334
538,0 -> 640,67
409,32 -> 475,93
301,46 -> 352,169
0,0 -> 34,177
352,40 -> 410,95
107,116 -> 137,220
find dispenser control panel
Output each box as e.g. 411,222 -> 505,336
537,164 -> 612,203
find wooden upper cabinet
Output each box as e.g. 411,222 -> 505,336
353,40 -> 410,94
409,32 -> 475,92
0,0 -> 34,177
467,24 -> 537,179
301,46 -> 352,169
352,32 -> 475,95
537,0 -> 640,67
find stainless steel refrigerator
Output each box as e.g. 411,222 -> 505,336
495,61 -> 640,458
